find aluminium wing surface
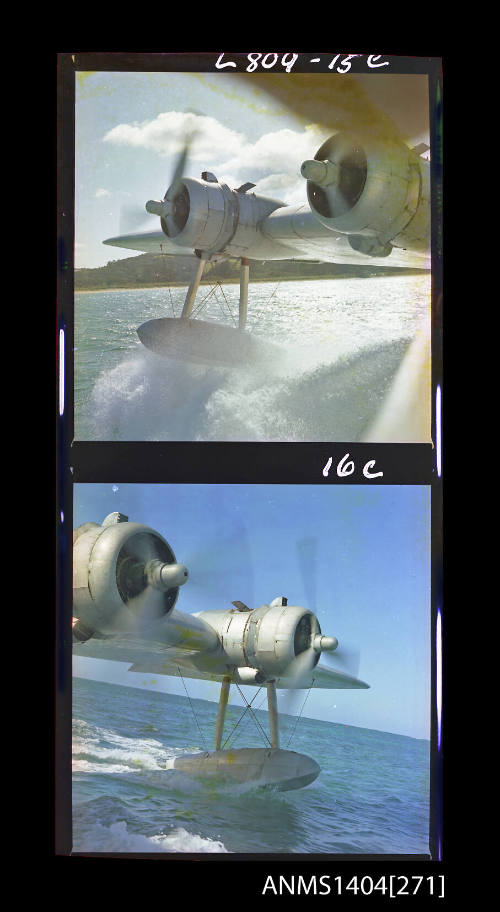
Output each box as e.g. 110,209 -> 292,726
104,222 -> 430,269
73,632 -> 369,689
103,230 -> 196,257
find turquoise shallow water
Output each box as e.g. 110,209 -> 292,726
74,274 -> 430,441
72,677 -> 430,854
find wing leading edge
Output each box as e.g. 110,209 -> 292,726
103,231 -> 196,257
73,635 -> 368,689
102,226 -> 429,270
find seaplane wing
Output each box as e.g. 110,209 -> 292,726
277,664 -> 369,690
103,218 -> 429,269
103,72 -> 431,271
103,230 -> 196,257
73,633 -> 368,689
73,634 -> 230,683
73,513 -> 369,693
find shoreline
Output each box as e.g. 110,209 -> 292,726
75,273 -> 427,294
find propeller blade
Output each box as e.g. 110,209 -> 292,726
125,585 -> 168,633
125,532 -> 164,565
295,535 -> 362,679
119,202 -> 154,234
279,688 -> 303,717
167,139 -> 191,199
185,522 -> 254,607
281,645 -> 317,690
322,641 -> 361,679
164,120 -> 199,198
296,537 -> 318,613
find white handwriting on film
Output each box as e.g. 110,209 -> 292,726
323,454 -> 383,480
215,53 -> 389,74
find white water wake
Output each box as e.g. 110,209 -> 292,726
74,820 -> 229,853
85,337 -> 410,442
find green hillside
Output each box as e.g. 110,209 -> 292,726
75,252 -> 427,291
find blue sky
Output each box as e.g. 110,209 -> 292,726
75,71 -> 429,268
73,483 -> 431,740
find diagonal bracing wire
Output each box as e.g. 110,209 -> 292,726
213,277 -> 237,327
228,692 -> 269,747
168,285 -> 176,317
189,283 -> 220,320
267,281 -> 281,305
222,687 -> 265,749
189,264 -> 238,327
176,666 -> 208,751
286,684 -> 314,749
230,683 -> 272,748
241,279 -> 281,333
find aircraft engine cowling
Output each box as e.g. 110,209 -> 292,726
73,512 -> 188,637
197,601 -> 323,680
302,132 -> 430,255
149,176 -> 284,258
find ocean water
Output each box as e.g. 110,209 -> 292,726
72,677 -> 430,855
74,275 -> 430,441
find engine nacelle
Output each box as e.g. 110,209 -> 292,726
151,176 -> 284,258
196,599 -> 323,679
302,132 -> 430,255
73,512 -> 187,636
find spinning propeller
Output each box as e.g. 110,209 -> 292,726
117,129 -> 195,235
117,201 -> 152,235
279,537 -> 363,713
301,136 -> 368,219
145,133 -> 194,237
178,521 -> 254,609
114,530 -> 188,634
294,535 -> 361,678
232,72 -> 429,235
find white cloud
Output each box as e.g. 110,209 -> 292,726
95,188 -> 111,198
103,111 -> 244,162
220,127 -> 320,178
103,111 -> 326,202
251,172 -> 303,204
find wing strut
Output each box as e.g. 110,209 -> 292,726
266,680 -> 280,748
239,257 -> 250,331
214,675 -> 232,750
181,253 -> 250,331
214,674 -> 281,749
181,253 -> 209,318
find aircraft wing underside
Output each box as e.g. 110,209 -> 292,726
73,635 -> 368,689
103,228 -> 430,270
103,231 -> 197,257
